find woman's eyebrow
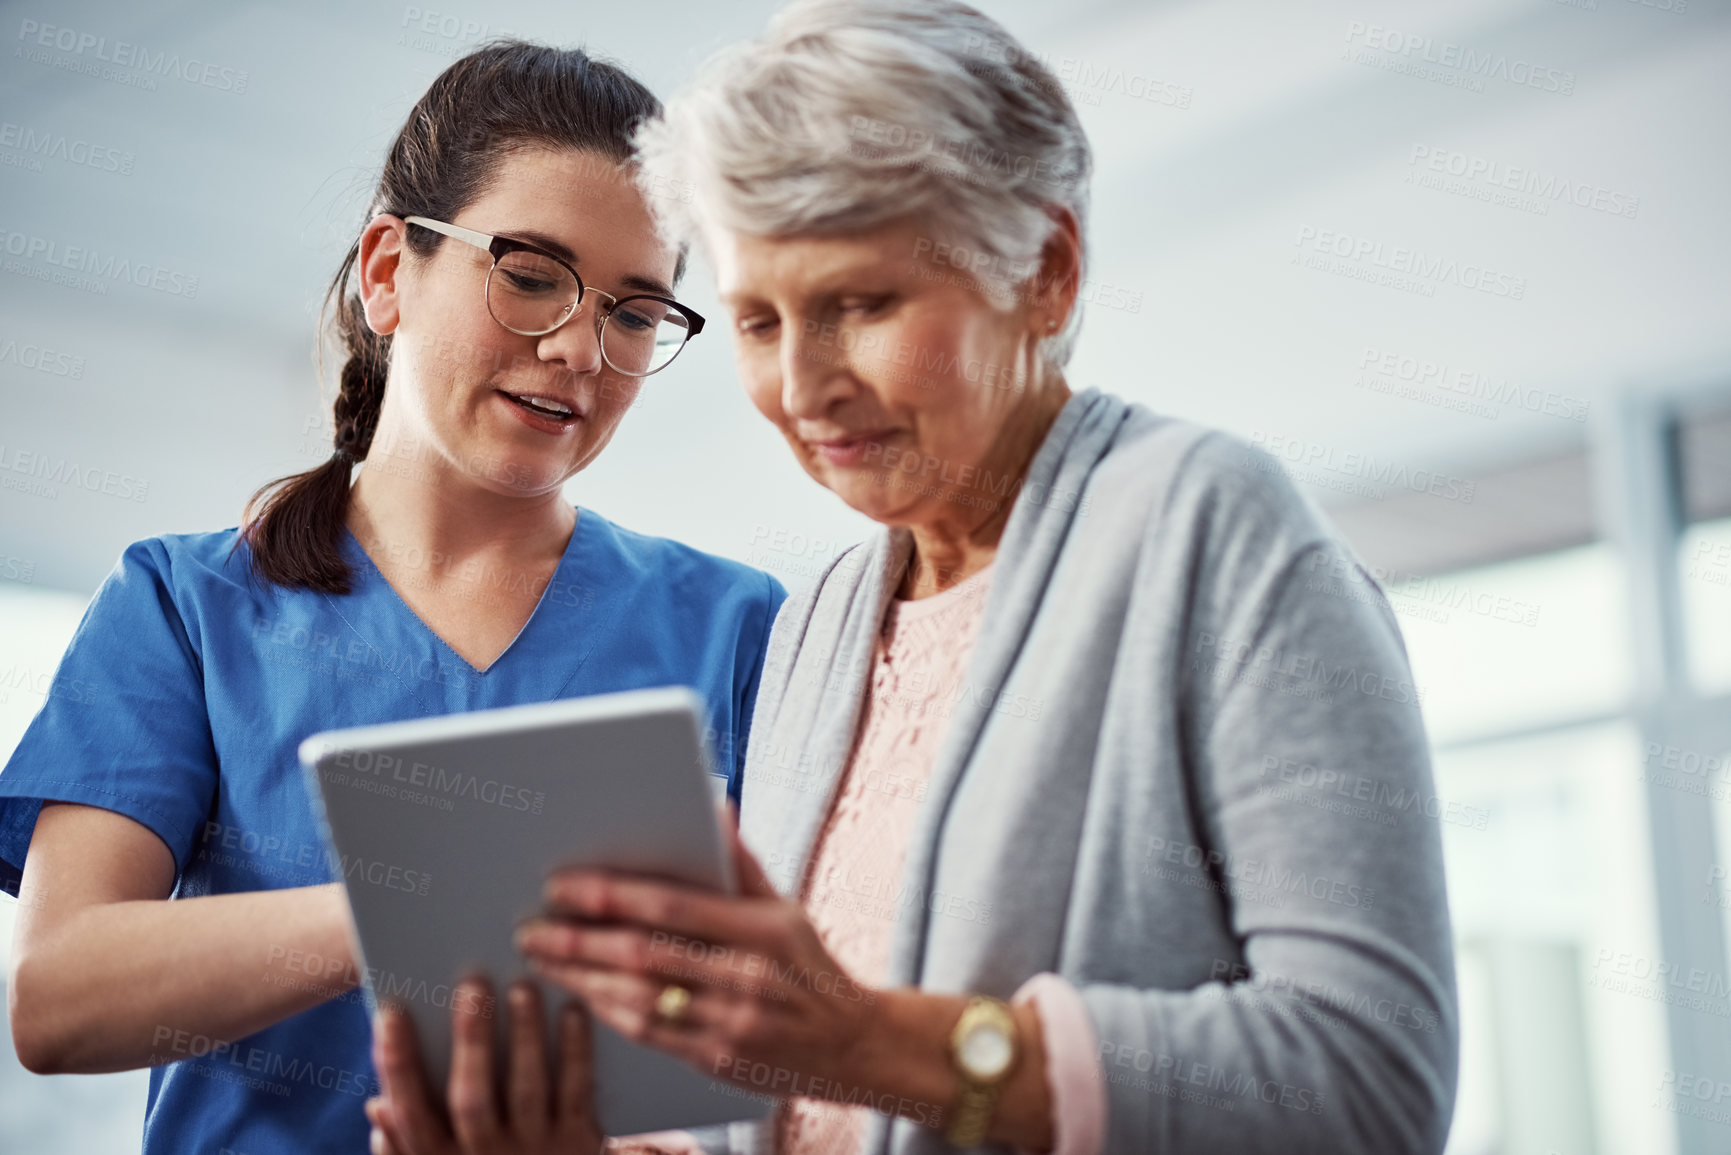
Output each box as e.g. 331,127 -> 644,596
618,272 -> 674,297
498,228 -> 578,262
497,228 -> 673,297
719,263 -> 893,307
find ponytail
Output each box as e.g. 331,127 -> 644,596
239,245 -> 389,593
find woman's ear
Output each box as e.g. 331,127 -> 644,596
357,214 -> 408,337
1031,203 -> 1083,333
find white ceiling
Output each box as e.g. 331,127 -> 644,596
2,0 -> 1728,591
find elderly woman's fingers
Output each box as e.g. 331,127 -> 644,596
447,977 -> 504,1151
517,919 -> 716,985
520,917 -> 801,1012
539,963 -> 736,1071
537,962 -> 661,1038
536,870 -> 794,958
505,980 -> 552,1143
372,1006 -> 453,1155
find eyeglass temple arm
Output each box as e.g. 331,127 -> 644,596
403,215 -> 495,254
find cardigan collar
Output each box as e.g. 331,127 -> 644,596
762,385 -> 1134,982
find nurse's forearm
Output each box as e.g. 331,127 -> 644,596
10,883 -> 356,1074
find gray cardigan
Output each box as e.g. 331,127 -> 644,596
707,387 -> 1457,1154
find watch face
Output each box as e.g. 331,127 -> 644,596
959,1022 -> 1014,1080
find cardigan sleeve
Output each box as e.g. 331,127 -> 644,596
1076,511 -> 1457,1154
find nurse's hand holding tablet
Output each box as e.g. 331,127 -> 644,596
367,980 -> 602,1155
0,42 -> 783,1155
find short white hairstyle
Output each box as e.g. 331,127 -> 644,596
634,0 -> 1094,366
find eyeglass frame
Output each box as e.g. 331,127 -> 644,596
401,214 -> 704,377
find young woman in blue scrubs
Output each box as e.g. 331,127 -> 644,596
0,43 -> 784,1155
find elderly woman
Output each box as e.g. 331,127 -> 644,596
386,2 -> 1459,1153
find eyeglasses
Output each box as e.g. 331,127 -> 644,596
403,215 -> 704,377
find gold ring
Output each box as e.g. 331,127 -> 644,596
654,983 -> 692,1024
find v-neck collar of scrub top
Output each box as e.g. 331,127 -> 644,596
325,506 -> 601,711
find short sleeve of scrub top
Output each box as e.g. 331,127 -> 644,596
0,537 -> 219,895
0,510 -> 786,1155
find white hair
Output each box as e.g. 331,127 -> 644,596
634,0 -> 1094,366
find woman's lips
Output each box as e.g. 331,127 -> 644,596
494,389 -> 583,435
808,430 -> 894,467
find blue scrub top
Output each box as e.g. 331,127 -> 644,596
0,507 -> 785,1155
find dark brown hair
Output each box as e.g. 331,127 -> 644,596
240,41 -> 667,593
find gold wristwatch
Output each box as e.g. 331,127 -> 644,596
944,995 -> 1020,1147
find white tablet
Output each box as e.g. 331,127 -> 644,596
298,686 -> 772,1135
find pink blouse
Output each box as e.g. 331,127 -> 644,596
610,562 -> 1105,1155
775,561 -> 1106,1155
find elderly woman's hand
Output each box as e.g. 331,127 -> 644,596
366,977 -> 603,1155
515,820 -> 882,1097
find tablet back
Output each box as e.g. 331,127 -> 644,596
298,686 -> 773,1135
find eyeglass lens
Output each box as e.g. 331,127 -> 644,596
485,250 -> 691,375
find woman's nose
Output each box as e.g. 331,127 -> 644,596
535,299 -> 606,376
780,321 -> 852,418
